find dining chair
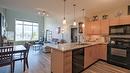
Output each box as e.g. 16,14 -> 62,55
23,42 -> 31,69
13,42 -> 31,72
0,46 -> 14,73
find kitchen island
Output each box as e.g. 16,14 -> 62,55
48,42 -> 107,73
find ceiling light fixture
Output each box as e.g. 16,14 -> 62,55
42,11 -> 46,15
82,9 -> 85,28
73,4 -> 76,26
36,8 -> 49,16
46,14 -> 49,16
63,0 -> 67,25
37,11 -> 46,16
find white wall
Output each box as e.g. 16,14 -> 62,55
44,16 -> 71,43
0,7 -> 4,14
99,5 -> 128,19
44,16 -> 61,39
0,7 -> 44,45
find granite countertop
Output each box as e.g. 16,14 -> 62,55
45,42 -> 107,52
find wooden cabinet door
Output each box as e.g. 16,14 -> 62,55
64,51 -> 72,73
91,21 -> 101,35
51,49 -> 64,73
119,16 -> 130,24
85,22 -> 92,35
98,45 -> 107,61
91,45 -> 99,62
101,20 -> 109,35
51,50 -> 72,73
110,18 -> 120,26
84,45 -> 99,68
84,47 -> 93,68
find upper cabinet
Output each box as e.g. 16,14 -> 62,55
85,22 -> 92,35
119,16 -> 130,24
100,19 -> 109,35
110,18 -> 120,26
110,16 -> 130,26
91,21 -> 101,35
84,15 -> 130,35
85,20 -> 101,35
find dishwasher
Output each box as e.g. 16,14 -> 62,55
72,48 -> 84,73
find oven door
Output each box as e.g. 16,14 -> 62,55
126,25 -> 130,35
109,26 -> 126,35
111,48 -> 127,57
108,45 -> 129,68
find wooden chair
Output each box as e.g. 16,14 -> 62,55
23,42 -> 31,69
0,46 -> 14,73
13,42 -> 31,72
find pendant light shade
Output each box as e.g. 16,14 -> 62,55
73,20 -> 76,26
82,23 -> 85,27
63,0 -> 67,24
82,9 -> 85,27
63,17 -> 66,24
73,4 -> 76,26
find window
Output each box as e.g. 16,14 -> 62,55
15,20 -> 39,41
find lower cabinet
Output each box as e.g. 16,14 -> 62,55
51,44 -> 107,73
84,45 -> 99,68
98,44 -> 107,61
84,44 -> 107,68
64,52 -> 72,73
51,49 -> 72,73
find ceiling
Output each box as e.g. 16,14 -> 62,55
0,0 -> 129,24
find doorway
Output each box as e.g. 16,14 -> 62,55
71,28 -> 77,43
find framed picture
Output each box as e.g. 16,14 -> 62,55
78,22 -> 83,33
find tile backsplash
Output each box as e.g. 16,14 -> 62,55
83,35 -> 108,43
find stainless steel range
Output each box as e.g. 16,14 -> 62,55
108,37 -> 130,69
108,25 -> 130,69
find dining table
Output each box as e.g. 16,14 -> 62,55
13,45 -> 26,53
13,45 -> 27,72
0,45 -> 28,72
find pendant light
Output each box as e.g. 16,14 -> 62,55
73,4 -> 76,26
63,0 -> 67,24
82,9 -> 85,27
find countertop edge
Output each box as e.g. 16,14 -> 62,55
47,42 -> 107,52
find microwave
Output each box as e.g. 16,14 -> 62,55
109,25 -> 130,35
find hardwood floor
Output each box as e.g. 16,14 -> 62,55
82,61 -> 130,73
0,48 -> 51,73
1,47 -> 130,73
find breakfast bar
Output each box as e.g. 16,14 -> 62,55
48,42 -> 107,73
